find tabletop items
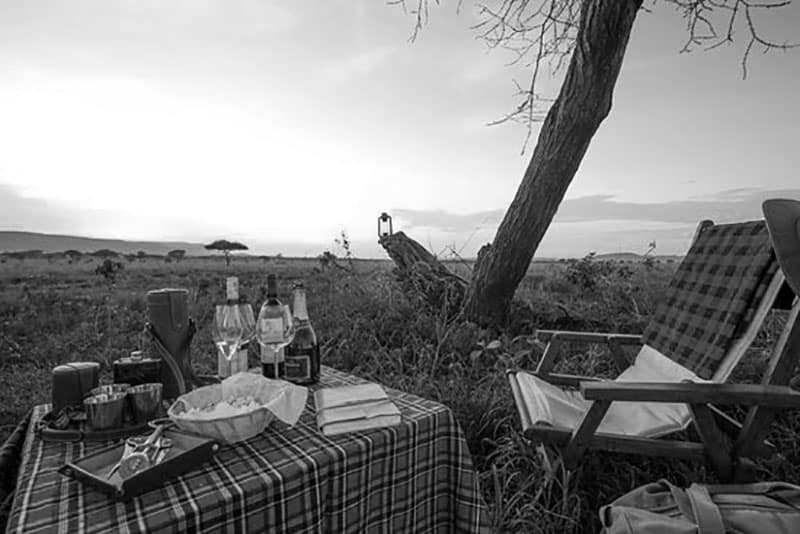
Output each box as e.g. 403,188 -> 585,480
285,282 -> 321,385
314,383 -> 401,436
35,278 -> 455,518
11,367 -> 490,532
218,274 -> 322,386
51,362 -> 100,413
112,350 -> 161,387
167,372 -> 307,443
57,424 -> 218,501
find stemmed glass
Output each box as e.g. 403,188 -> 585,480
255,304 -> 295,352
238,303 -> 256,370
212,304 -> 244,379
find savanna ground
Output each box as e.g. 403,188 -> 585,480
2,253 -> 800,532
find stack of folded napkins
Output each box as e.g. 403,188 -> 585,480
314,383 -> 401,436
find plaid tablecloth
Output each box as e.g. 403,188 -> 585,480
6,367 -> 490,533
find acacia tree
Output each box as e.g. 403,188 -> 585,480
386,0 -> 796,325
205,240 -> 248,266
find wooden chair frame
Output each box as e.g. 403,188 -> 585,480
508,267 -> 800,482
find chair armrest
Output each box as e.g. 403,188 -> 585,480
536,330 -> 642,345
530,371 -> 603,388
580,382 -> 800,408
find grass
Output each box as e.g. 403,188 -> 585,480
1,254 -> 799,532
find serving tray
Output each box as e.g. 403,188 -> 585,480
59,428 -> 218,500
35,405 -> 166,442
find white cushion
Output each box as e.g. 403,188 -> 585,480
516,344 -> 710,438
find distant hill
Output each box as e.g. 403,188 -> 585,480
0,231 -> 209,256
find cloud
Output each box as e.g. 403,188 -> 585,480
394,188 -> 800,232
0,184 -> 82,232
554,188 -> 800,224
387,188 -> 800,257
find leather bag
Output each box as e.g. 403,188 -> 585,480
600,479 -> 800,533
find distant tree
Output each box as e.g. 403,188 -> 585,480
64,249 -> 83,259
204,240 -> 248,267
124,253 -> 137,263
95,258 -> 124,283
167,249 -> 186,263
92,249 -> 119,258
136,250 -> 147,261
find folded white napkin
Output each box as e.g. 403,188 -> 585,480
314,383 -> 401,436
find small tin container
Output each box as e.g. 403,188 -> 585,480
127,383 -> 163,423
84,393 -> 127,430
113,351 -> 161,387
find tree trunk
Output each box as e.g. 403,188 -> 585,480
464,0 -> 643,325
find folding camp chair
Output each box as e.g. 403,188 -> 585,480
508,200 -> 800,481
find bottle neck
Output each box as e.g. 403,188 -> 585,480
266,275 -> 278,302
226,277 -> 239,303
292,289 -> 309,321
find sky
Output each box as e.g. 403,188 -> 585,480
0,0 -> 799,258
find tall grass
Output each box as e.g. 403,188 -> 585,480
1,256 -> 799,532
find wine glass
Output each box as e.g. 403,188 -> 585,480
255,304 -> 295,352
238,303 -> 256,370
212,304 -> 244,378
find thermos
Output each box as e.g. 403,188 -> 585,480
146,289 -> 194,399
51,362 -> 100,413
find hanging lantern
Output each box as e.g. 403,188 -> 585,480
377,212 -> 393,238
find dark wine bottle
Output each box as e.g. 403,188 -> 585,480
285,282 -> 320,384
258,274 -> 286,379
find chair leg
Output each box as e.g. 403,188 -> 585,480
563,400 -> 610,469
689,403 -> 733,481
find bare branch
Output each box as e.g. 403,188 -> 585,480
666,0 -> 798,78
393,0 -> 797,147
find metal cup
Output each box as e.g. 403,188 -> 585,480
84,393 -> 127,429
127,383 -> 163,423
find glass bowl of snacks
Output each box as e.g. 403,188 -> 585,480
167,373 -> 305,443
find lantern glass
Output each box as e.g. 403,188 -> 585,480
377,213 -> 393,238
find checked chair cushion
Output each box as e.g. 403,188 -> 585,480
642,220 -> 778,379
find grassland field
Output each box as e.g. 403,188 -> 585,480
2,254 -> 799,532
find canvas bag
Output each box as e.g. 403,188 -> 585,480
600,479 -> 800,534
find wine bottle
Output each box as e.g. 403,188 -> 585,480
260,346 -> 284,380
256,274 -> 289,379
218,277 -> 248,378
285,282 -> 320,384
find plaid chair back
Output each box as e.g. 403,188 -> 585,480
642,220 -> 778,379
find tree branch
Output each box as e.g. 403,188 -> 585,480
392,0 -> 797,142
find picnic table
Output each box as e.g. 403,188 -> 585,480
5,366 -> 490,533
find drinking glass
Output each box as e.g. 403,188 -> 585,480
255,304 -> 295,352
212,304 -> 244,378
239,303 -> 256,370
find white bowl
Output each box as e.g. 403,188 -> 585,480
167,373 -> 292,443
